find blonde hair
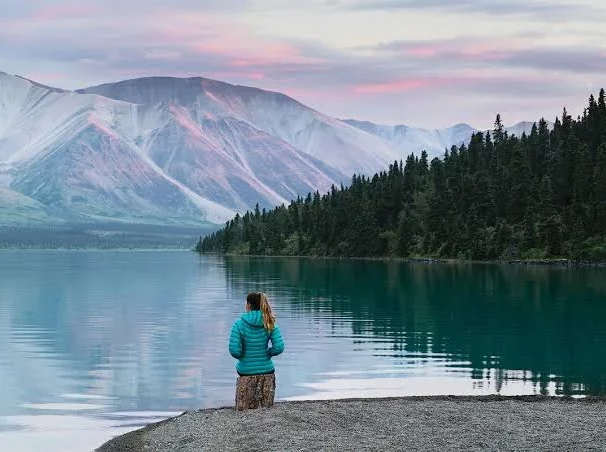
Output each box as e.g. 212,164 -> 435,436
246,292 -> 276,332
259,293 -> 276,332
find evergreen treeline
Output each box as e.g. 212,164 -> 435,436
197,90 -> 606,261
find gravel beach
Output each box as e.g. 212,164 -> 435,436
96,396 -> 606,451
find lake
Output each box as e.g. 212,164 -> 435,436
1,251 -> 605,451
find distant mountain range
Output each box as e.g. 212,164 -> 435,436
342,119 -> 552,158
0,71 -> 544,227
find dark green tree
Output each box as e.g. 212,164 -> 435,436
197,89 -> 606,262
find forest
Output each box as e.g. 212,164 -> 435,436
197,89 -> 606,261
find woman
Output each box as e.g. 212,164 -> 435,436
229,292 -> 284,411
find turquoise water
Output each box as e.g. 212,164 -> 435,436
0,251 -> 605,451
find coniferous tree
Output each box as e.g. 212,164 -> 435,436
197,90 -> 606,261
595,144 -> 606,238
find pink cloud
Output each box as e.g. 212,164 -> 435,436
0,7 -> 327,91
408,46 -> 441,58
34,4 -> 98,20
144,49 -> 181,61
207,71 -> 265,81
350,73 -> 531,95
144,12 -> 323,69
353,78 -> 437,94
192,40 -> 320,68
395,38 -> 523,64
228,54 -> 323,68
457,44 -> 513,62
191,41 -> 233,55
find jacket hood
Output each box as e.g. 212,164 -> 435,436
241,310 -> 265,328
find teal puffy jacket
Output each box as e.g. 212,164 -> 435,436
229,310 -> 285,376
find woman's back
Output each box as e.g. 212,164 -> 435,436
228,292 -> 285,411
229,310 -> 284,376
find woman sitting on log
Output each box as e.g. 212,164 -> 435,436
228,292 -> 285,411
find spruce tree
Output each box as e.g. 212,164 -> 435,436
594,144 -> 606,237
197,89 -> 606,261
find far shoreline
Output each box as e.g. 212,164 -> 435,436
196,251 -> 606,268
0,247 -> 193,252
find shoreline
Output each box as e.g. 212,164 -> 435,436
0,247 -> 192,251
197,251 -> 606,268
96,395 -> 606,452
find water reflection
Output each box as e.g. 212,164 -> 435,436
223,257 -> 606,396
0,252 -> 605,451
0,251 -> 238,414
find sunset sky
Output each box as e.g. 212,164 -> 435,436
1,0 -> 605,128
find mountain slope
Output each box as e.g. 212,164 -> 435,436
0,187 -> 58,224
9,122 -> 224,225
343,119 -> 553,158
341,119 -> 475,159
342,119 -> 554,159
79,77 -> 351,210
0,73 -> 355,225
0,73 -> 236,225
1,71 -> 552,228
79,77 -> 399,176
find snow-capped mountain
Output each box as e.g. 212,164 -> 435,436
78,77 -> 398,176
0,72 -> 369,225
342,119 -> 550,159
341,120 -> 476,159
0,72 -> 236,226
0,71 -> 547,227
503,121 -> 554,138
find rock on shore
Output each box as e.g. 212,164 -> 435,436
96,396 -> 606,451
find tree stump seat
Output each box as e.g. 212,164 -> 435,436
235,373 -> 276,411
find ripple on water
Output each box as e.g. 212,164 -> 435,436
1,252 -> 605,452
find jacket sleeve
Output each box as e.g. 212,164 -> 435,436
229,321 -> 243,359
268,325 -> 285,357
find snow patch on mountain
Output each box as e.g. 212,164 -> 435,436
342,119 -> 554,159
0,73 -> 353,226
342,119 -> 476,159
80,77 -> 399,176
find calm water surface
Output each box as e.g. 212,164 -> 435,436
1,251 -> 605,451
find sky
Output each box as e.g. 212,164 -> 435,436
1,0 -> 605,128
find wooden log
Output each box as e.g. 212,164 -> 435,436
235,373 -> 276,411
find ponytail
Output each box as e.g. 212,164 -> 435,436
259,293 -> 276,332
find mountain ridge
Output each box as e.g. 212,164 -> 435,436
0,72 -> 355,225
341,118 -> 554,158
0,70 -> 549,227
